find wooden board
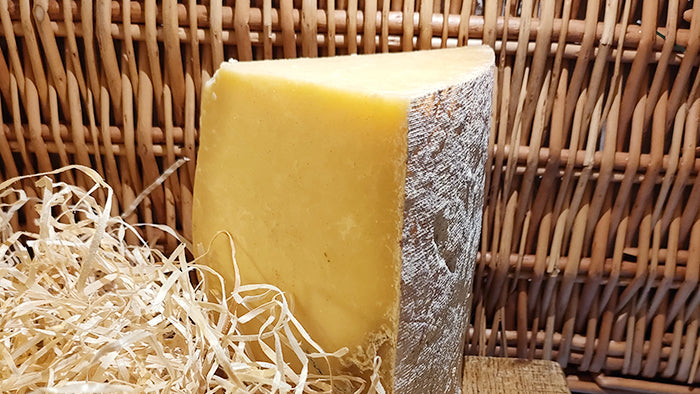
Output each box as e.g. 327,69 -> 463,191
463,356 -> 570,393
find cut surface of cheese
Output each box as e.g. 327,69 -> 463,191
193,46 -> 494,393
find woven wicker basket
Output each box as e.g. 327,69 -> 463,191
2,0 -> 699,391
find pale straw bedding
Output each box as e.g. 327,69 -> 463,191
0,165 -> 382,393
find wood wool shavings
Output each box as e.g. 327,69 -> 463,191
0,166 -> 381,393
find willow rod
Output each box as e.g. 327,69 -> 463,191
6,22 -> 695,68
6,124 -> 700,176
6,1 -> 693,50
477,252 -> 688,282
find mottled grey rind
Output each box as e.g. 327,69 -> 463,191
394,65 -> 494,394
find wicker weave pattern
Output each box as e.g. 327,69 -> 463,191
1,0 -> 699,389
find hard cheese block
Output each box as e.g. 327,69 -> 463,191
193,46 -> 494,393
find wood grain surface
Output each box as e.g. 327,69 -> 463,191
463,356 -> 569,393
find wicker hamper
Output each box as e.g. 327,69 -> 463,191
1,0 -> 699,391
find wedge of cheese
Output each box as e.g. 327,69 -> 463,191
193,46 -> 494,393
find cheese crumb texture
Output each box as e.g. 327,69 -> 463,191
193,46 -> 494,393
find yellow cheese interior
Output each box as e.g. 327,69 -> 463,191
192,47 -> 494,384
194,70 -> 408,366
217,46 -> 493,96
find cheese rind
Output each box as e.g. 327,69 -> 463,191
396,76 -> 492,393
193,46 -> 494,393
